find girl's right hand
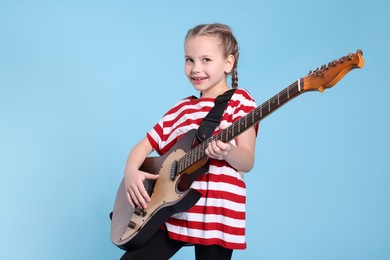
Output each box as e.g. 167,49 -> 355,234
124,169 -> 159,209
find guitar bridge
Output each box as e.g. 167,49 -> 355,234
170,160 -> 178,181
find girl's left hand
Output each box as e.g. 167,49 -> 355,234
205,139 -> 232,160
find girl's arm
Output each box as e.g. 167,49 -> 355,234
124,137 -> 159,209
206,125 -> 257,172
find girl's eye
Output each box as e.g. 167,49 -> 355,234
185,57 -> 193,63
203,58 -> 211,62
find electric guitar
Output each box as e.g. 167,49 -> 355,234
110,50 -> 364,250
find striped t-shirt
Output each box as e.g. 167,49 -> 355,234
146,88 -> 257,249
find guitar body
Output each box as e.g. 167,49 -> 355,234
111,129 -> 206,250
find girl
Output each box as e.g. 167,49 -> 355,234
121,23 -> 258,260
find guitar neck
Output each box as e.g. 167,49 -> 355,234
177,78 -> 304,173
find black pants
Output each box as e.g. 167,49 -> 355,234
120,228 -> 233,260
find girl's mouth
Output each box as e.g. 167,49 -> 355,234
191,76 -> 208,83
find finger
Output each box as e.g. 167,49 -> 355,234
137,183 -> 151,204
206,142 -> 216,156
206,141 -> 223,160
129,183 -> 148,209
216,140 -> 231,154
126,190 -> 135,208
144,173 -> 159,180
211,140 -> 222,154
130,190 -> 139,207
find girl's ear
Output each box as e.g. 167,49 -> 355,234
224,55 -> 235,74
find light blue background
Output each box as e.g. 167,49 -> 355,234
1,0 -> 389,259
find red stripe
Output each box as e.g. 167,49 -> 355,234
187,205 -> 246,219
196,172 -> 246,189
146,133 -> 160,154
167,232 -> 246,250
167,218 -> 245,235
195,189 -> 246,204
162,108 -> 211,128
164,96 -> 198,114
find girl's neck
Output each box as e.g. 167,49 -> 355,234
200,85 -> 231,99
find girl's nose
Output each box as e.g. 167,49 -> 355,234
191,61 -> 201,73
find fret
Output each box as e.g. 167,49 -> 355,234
187,155 -> 191,168
270,96 -> 277,111
287,85 -> 290,99
260,104 -> 263,118
189,153 -> 193,168
191,150 -> 196,164
268,99 -> 271,112
178,160 -> 183,173
184,155 -> 190,168
181,156 -> 185,170
280,88 -> 288,104
233,122 -> 238,139
195,148 -> 200,164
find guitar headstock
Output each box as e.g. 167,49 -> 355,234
302,50 -> 364,92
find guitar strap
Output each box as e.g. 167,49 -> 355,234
196,88 -> 236,143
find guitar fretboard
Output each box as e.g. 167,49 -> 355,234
177,78 -> 304,173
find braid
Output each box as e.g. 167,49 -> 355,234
186,23 -> 240,89
232,67 -> 238,89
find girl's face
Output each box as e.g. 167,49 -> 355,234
184,36 -> 234,98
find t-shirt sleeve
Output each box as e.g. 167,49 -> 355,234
146,96 -> 194,155
227,88 -> 259,134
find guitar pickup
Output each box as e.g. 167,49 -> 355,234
170,160 -> 178,181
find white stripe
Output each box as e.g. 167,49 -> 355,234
148,127 -> 162,146
208,164 -> 241,177
190,197 -> 246,212
164,101 -> 214,121
171,212 -> 245,227
166,222 -> 246,243
163,111 -> 206,134
162,123 -> 198,146
191,181 -> 246,198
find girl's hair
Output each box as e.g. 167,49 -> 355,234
185,23 -> 239,89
